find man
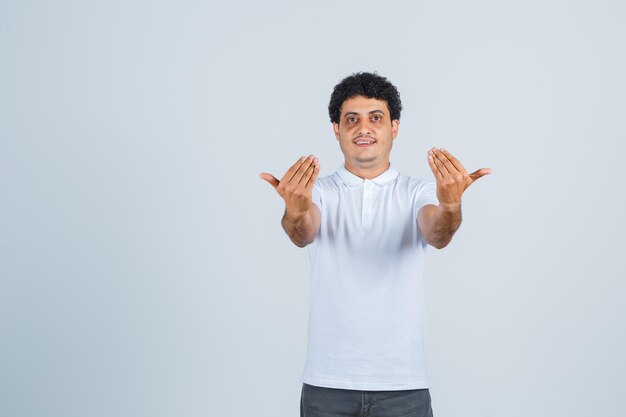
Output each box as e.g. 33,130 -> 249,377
260,72 -> 491,417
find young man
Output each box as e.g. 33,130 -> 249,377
260,72 -> 491,417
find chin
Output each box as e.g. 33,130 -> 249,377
355,156 -> 378,164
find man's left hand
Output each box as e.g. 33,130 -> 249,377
427,147 -> 491,210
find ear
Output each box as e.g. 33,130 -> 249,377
391,119 -> 399,140
333,122 -> 340,140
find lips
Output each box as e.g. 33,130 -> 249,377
353,137 -> 376,146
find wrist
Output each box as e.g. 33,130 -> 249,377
284,206 -> 309,221
438,202 -> 461,214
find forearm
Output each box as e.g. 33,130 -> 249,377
425,203 -> 462,249
281,208 -> 318,248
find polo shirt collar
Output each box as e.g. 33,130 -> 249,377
337,164 -> 399,187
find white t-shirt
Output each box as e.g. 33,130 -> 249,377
300,164 -> 439,391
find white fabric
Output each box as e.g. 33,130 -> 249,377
300,164 -> 439,391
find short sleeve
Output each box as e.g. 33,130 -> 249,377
414,180 -> 439,214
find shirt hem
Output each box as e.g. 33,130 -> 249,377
300,374 -> 431,391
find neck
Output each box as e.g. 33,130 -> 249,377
344,160 -> 390,180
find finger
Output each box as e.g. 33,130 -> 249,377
432,148 -> 456,175
259,173 -> 280,189
439,148 -> 467,173
427,152 -> 444,181
305,163 -> 320,189
299,157 -> 318,185
428,150 -> 448,178
290,155 -> 315,184
469,168 -> 492,182
282,156 -> 308,183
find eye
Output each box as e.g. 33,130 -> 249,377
372,114 -> 382,122
348,116 -> 357,124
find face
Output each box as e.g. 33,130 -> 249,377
333,95 -> 399,174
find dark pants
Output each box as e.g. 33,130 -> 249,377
300,383 -> 434,417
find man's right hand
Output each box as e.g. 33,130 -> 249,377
259,155 -> 321,247
259,155 -> 320,217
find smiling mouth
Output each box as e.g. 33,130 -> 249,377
353,137 -> 376,146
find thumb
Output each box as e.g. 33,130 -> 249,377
469,168 -> 492,182
259,172 -> 280,189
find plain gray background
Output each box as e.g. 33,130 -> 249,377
1,0 -> 625,416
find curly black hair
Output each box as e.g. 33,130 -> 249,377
328,72 -> 402,125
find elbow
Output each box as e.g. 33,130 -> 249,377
430,241 -> 449,250
291,236 -> 315,248
426,235 -> 451,249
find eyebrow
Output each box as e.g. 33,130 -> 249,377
343,110 -> 385,118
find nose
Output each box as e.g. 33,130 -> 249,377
356,119 -> 372,136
